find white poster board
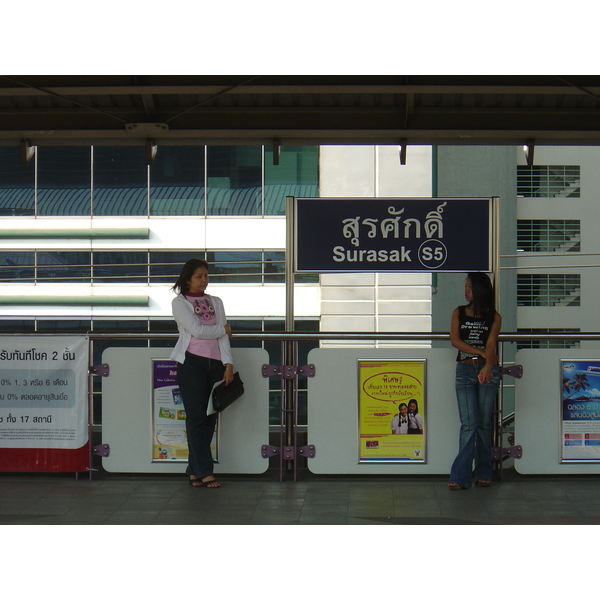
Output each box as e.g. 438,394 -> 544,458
101,347 -> 269,474
515,349 -> 600,474
307,348 -> 458,474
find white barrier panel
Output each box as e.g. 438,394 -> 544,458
307,348 -> 459,474
101,347 -> 269,474
515,349 -> 600,475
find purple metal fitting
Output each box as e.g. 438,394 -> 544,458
298,364 -> 316,378
92,444 -> 110,457
501,365 -> 523,379
298,445 -> 316,458
492,445 -> 523,461
89,363 -> 110,377
261,444 -> 279,458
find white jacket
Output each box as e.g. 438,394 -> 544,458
170,293 -> 233,365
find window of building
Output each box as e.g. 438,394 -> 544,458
150,146 -> 205,216
517,165 -> 580,198
37,146 -> 92,216
92,146 -> 148,216
517,219 -> 581,253
0,250 -> 311,285
207,146 -> 261,216
0,147 -> 35,215
93,251 -> 148,283
208,251 -> 262,283
37,251 -> 91,283
0,251 -> 35,281
517,274 -> 581,306
264,145 -> 319,215
149,251 -> 195,283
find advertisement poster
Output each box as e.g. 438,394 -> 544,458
152,359 -> 218,462
358,360 -> 426,463
561,359 -> 600,462
0,336 -> 90,472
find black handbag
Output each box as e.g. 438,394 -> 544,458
212,371 -> 245,412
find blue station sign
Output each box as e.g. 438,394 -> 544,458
294,197 -> 492,273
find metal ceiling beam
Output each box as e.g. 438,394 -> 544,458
2,129 -> 600,147
1,85 -> 600,97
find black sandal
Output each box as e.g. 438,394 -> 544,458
200,476 -> 221,489
448,483 -> 467,491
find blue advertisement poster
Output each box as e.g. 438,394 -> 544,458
295,197 -> 491,273
561,360 -> 600,462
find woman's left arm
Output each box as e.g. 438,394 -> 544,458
214,297 -> 234,385
479,312 -> 502,383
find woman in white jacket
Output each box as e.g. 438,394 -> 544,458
170,258 -> 233,488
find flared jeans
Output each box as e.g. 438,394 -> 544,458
449,362 -> 500,488
177,352 -> 225,479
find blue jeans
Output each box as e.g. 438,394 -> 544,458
176,352 -> 225,479
449,362 -> 500,488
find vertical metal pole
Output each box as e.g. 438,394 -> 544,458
284,197 -> 297,474
87,337 -> 94,480
492,196 -> 502,479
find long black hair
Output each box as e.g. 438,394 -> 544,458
467,272 -> 495,320
171,258 -> 209,295
407,399 -> 420,415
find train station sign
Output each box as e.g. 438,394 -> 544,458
294,197 -> 492,273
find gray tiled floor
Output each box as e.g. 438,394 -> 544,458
2,467 -> 600,525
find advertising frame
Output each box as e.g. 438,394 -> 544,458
151,358 -> 219,464
560,358 -> 600,463
357,358 -> 427,464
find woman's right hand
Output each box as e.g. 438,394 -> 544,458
478,365 -> 494,384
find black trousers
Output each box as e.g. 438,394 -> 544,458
176,352 -> 225,479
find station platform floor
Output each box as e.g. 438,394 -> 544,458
1,466 -> 599,526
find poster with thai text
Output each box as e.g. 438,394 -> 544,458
561,359 -> 600,462
358,360 -> 426,462
0,336 -> 89,450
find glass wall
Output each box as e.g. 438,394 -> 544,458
0,146 -> 34,215
93,146 -> 148,216
0,250 -> 304,285
37,146 -> 91,216
150,145 -> 205,216
0,145 -> 318,217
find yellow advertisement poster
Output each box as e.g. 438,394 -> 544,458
358,360 -> 426,463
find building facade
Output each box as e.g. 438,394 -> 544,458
2,142 -> 595,425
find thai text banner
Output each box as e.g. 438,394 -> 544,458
0,336 -> 88,449
295,198 -> 491,272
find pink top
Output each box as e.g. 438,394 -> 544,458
184,293 -> 221,360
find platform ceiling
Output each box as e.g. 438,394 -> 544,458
1,74 -> 600,147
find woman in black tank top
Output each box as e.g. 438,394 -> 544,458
448,273 -> 502,490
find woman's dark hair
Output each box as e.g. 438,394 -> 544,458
171,258 -> 209,295
467,272 -> 496,319
408,399 -> 419,414
398,402 -> 408,413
